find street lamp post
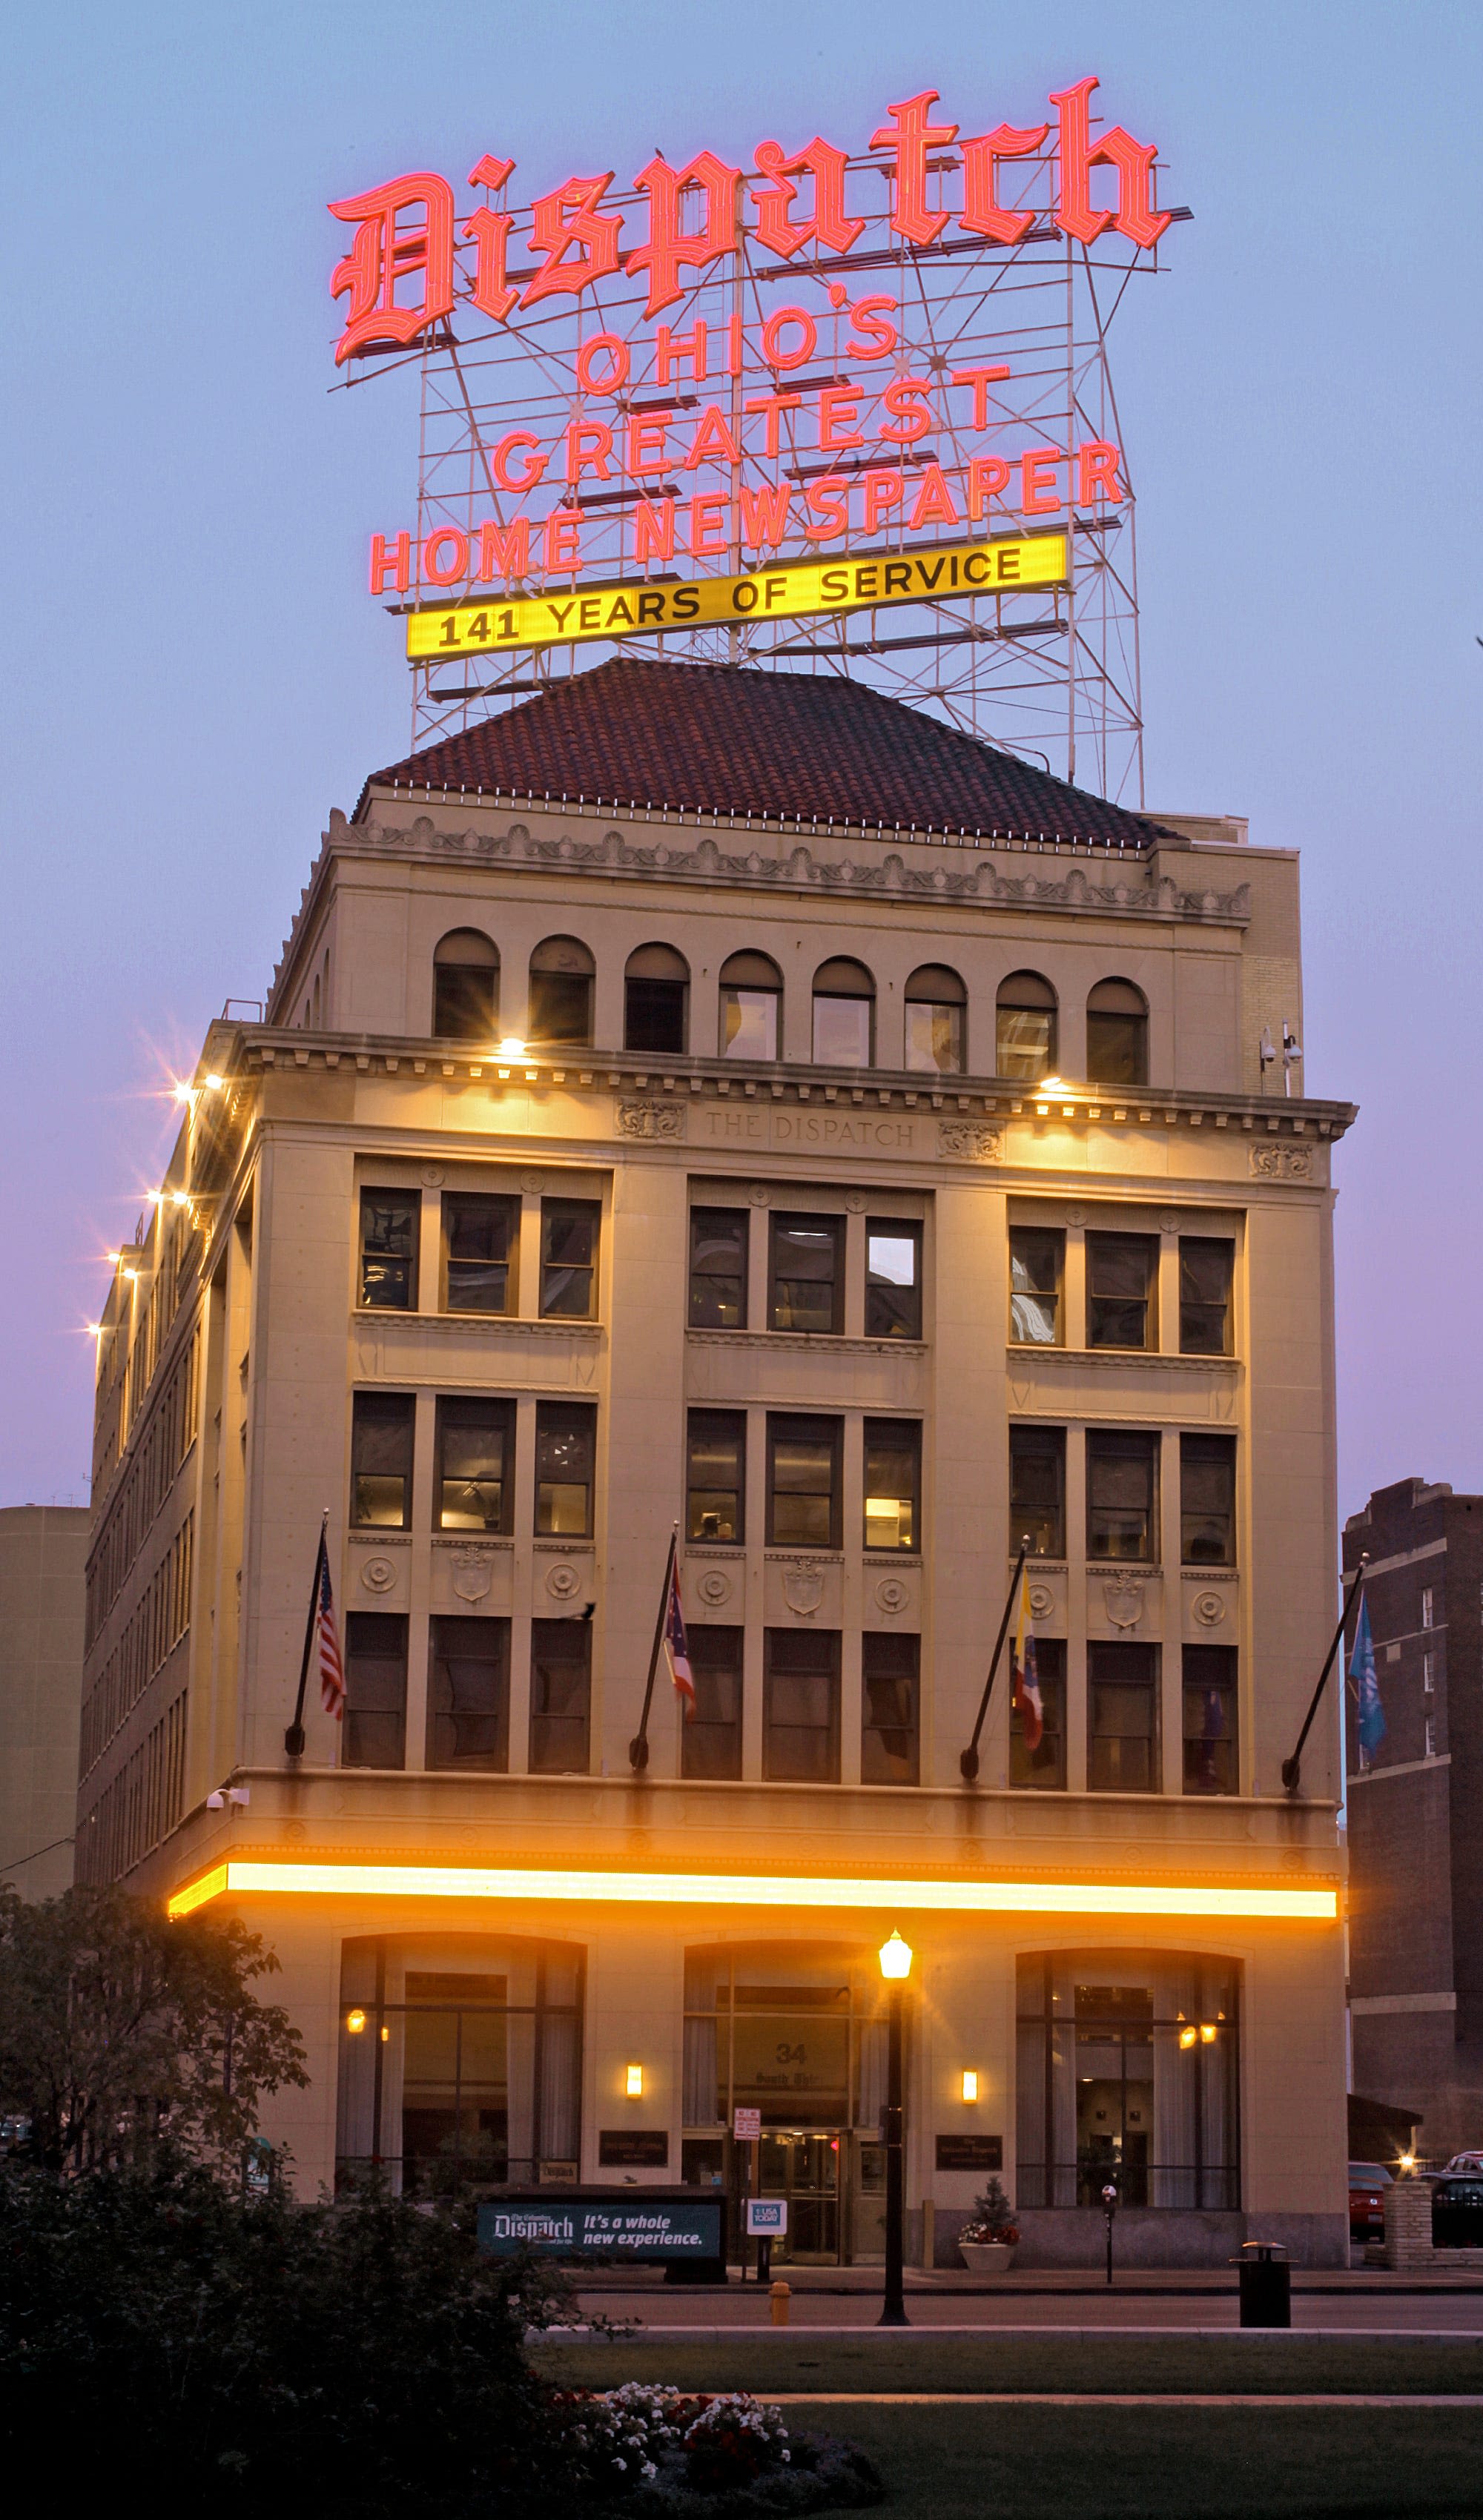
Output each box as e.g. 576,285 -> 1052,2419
878,1930 -> 913,2329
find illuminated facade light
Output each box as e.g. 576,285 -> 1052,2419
166,1859 -> 1341,1925
498,1037 -> 526,1060
879,1929 -> 914,1980
961,2070 -> 979,2103
346,2008 -> 366,2034
625,2063 -> 644,2097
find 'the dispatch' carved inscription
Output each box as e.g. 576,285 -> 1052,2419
698,1106 -> 919,1153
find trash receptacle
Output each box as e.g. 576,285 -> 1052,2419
1234,2240 -> 1290,2328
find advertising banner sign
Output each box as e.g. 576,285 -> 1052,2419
744,2198 -> 788,2237
477,2193 -> 724,2261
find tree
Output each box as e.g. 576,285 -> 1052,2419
0,1884 -> 307,2174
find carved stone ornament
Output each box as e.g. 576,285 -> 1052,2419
1192,1590 -> 1227,1627
451,1550 -> 493,1604
845,1191 -> 868,1213
360,1555 -> 397,1594
937,1120 -> 1004,1164
696,1567 -> 733,1608
544,1561 -> 583,1600
1249,1143 -> 1313,1182
1159,1210 -> 1182,1235
616,1098 -> 686,1140
520,1168 -> 544,1194
1063,1204 -> 1086,1226
420,1163 -> 446,1188
874,1575 -> 911,1615
747,1182 -> 772,1206
782,1562 -> 826,1615
1103,1577 -> 1145,1628
1028,1582 -> 1055,1621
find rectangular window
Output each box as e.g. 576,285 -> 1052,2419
1183,1644 -> 1237,1795
443,1192 -> 518,1314
535,1402 -> 595,1537
1421,1587 -> 1435,1630
683,1626 -> 744,1780
1423,1651 -> 1435,1695
426,1615 -> 509,1771
359,1190 -> 418,1310
1010,1636 -> 1066,1790
689,1208 -> 747,1329
687,1409 -> 745,1544
862,1632 -> 919,1785
763,1627 -> 841,1782
1180,1433 -> 1235,1567
529,1618 -> 591,1773
435,1396 -> 515,1534
1179,1237 -> 1234,1355
342,1611 -> 407,1769
350,1392 -> 414,1529
1086,1232 -> 1158,1350
767,1414 -> 841,1550
863,1419 -> 920,1552
1089,1641 -> 1159,1793
1087,1430 -> 1160,1562
1010,1424 -> 1066,1558
1008,1227 -> 1063,1346
540,1198 -> 599,1319
1426,1715 -> 1437,1759
770,1214 -> 843,1335
865,1223 -> 922,1339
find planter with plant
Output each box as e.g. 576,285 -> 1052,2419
957,2175 -> 1021,2272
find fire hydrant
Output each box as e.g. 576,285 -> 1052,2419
770,2280 -> 791,2327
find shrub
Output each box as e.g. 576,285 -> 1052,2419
959,2173 -> 1020,2245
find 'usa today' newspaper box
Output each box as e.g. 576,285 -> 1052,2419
478,2189 -> 726,2280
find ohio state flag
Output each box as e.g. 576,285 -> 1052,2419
663,1552 -> 695,1716
1010,1565 -> 1044,1753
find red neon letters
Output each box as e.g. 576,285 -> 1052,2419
328,82 -> 1171,361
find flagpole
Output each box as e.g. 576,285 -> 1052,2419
1281,1552 -> 1368,1795
960,1539 -> 1029,1782
284,1511 -> 330,1760
629,1524 -> 678,1774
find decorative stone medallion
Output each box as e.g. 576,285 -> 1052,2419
1249,1144 -> 1313,1181
747,1182 -> 772,1206
544,1561 -> 583,1600
1028,1583 -> 1055,1621
1192,1590 -> 1227,1627
696,1567 -> 734,1608
360,1555 -> 397,1594
616,1099 -> 685,1140
1103,1577 -> 1145,1629
420,1163 -> 446,1188
782,1562 -> 826,1615
874,1575 -> 911,1615
845,1191 -> 868,1213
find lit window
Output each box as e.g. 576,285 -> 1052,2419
863,1419 -> 920,1552
535,1402 -> 595,1537
443,1193 -> 518,1314
903,965 -> 965,1074
435,1396 -> 514,1534
866,1223 -> 922,1338
1009,1227 -> 1063,1345
687,1410 -> 745,1544
996,971 -> 1057,1081
359,1191 -> 418,1310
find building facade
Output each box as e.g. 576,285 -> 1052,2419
1345,1477 -> 1483,2161
80,660 -> 1352,2263
1,1504 -> 90,1899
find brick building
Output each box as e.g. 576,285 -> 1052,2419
1345,1478 -> 1483,2159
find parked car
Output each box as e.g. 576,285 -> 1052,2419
1444,2151 -> 1483,2174
1432,2175 -> 1483,2249
1349,2160 -> 1393,2243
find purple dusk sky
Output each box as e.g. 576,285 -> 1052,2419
3,1 -> 1479,1527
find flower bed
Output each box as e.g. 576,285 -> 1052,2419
552,2383 -> 883,2516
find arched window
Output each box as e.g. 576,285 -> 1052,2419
719,950 -> 782,1061
996,971 -> 1057,1081
1086,978 -> 1149,1086
624,942 -> 689,1054
904,963 -> 966,1075
812,957 -> 874,1068
432,929 -> 499,1041
528,936 -> 595,1047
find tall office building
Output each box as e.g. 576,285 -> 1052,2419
79,660 -> 1353,2262
1345,1477 -> 1483,2160
0,1504 -> 90,1899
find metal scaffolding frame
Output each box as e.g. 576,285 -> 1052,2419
339,142 -> 1182,802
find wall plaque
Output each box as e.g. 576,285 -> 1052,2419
598,2129 -> 670,2169
935,2134 -> 1003,2173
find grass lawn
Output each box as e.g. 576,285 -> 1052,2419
777,2400 -> 1483,2518
531,2332 -> 1483,2399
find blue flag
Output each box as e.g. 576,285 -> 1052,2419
1352,1594 -> 1386,1760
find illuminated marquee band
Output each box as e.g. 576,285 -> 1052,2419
168,1859 -> 1338,1925
407,533 -> 1066,661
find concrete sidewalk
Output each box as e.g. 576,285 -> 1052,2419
567,2270 -> 1483,2331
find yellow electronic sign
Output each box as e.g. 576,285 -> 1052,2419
407,532 -> 1067,661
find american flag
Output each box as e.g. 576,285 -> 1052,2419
663,1550 -> 695,1716
314,1531 -> 346,1720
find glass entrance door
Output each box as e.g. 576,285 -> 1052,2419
758,2129 -> 841,2262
